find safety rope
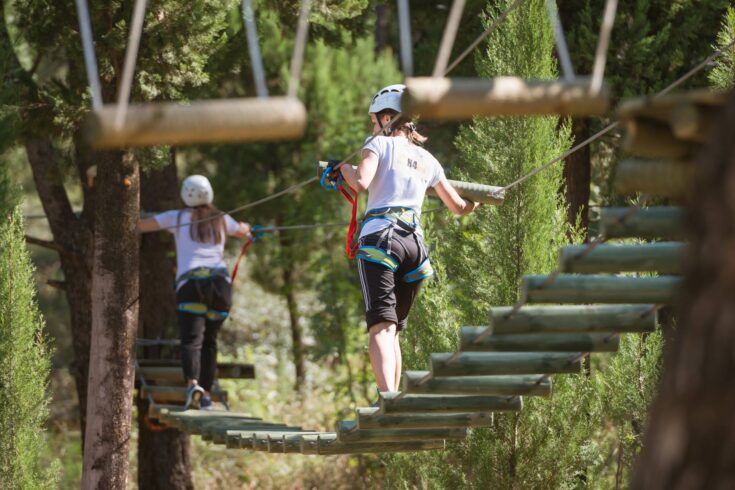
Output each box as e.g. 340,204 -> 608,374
115,0 -> 148,129
73,0 -> 103,110
545,0 -> 575,82
242,0 -> 269,98
287,0 -> 314,98
590,0 -> 618,94
230,225 -> 265,282
396,0 -> 414,77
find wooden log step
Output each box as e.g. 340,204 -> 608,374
599,206 -> 683,240
617,90 -> 726,123
622,118 -> 696,159
460,330 -> 619,353
84,97 -> 307,148
226,430 -> 316,450
200,421 -> 296,442
137,365 -> 255,383
137,360 -> 255,379
357,407 -> 494,430
669,103 -> 720,143
379,392 -> 521,413
301,434 -> 445,455
614,159 -> 695,198
487,304 -> 657,335
337,421 -> 467,443
402,371 -> 551,396
431,352 -> 581,377
559,242 -> 685,274
319,162 -> 504,205
402,77 -> 608,119
140,385 -> 228,404
522,275 -> 680,304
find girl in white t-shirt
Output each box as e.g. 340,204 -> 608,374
138,175 -> 250,409
333,84 -> 480,393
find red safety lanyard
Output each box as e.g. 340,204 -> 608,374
337,182 -> 359,259
231,238 -> 254,282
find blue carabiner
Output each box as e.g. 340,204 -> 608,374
250,224 -> 266,242
320,160 -> 343,190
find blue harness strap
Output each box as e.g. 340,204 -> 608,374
401,257 -> 434,283
356,246 -> 399,272
177,302 -> 229,321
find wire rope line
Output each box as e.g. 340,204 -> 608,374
502,36 -> 735,192
242,0 -> 269,98
590,0 -> 618,94
287,0 -> 314,98
444,0 -> 525,75
545,0 -> 575,82
396,0 -> 414,77
73,0 -> 103,110
432,0 -> 467,77
115,0 -> 149,129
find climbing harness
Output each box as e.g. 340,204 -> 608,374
356,207 -> 434,283
231,224 -> 265,282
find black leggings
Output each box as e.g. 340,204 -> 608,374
176,275 -> 232,392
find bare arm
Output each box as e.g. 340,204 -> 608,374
339,149 -> 379,192
137,217 -> 161,233
433,177 -> 481,216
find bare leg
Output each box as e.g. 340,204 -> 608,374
394,332 -> 402,391
368,321 -> 398,392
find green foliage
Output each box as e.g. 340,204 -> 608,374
0,178 -> 57,488
709,7 -> 735,89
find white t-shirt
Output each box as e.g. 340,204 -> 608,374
359,135 -> 445,238
154,209 -> 240,283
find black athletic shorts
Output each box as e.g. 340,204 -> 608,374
356,226 -> 431,331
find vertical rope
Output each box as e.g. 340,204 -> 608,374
545,0 -> 575,82
432,0 -> 466,77
590,0 -> 618,94
396,0 -> 414,77
287,0 -> 313,98
242,0 -> 269,98
74,0 -> 103,110
115,0 -> 149,129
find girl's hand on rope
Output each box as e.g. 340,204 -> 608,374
235,222 -> 251,239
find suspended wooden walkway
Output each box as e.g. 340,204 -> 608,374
136,89 -> 720,455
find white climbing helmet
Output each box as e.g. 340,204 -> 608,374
181,175 -> 214,207
368,84 -> 405,114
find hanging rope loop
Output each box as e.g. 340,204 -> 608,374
336,182 -> 359,259
230,225 -> 265,282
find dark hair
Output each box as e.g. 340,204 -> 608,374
376,109 -> 427,145
177,204 -> 226,244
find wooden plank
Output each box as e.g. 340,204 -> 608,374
84,97 -> 307,148
403,371 -> 551,396
402,77 -> 609,119
199,421 -> 295,441
357,408 -> 494,429
379,392 -> 521,413
337,421 -> 467,443
138,365 -> 255,383
522,274 -> 680,304
614,159 -> 695,198
622,118 -> 694,159
140,385 -> 227,404
599,206 -> 683,239
559,242 -> 685,274
460,330 -> 619,353
487,304 -> 657,334
431,352 -> 582,377
318,439 -> 445,455
137,360 -> 255,379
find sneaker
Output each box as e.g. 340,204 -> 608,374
184,384 -> 205,410
200,395 -> 214,411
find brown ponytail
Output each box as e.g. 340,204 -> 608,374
184,204 -> 226,244
377,109 -> 427,146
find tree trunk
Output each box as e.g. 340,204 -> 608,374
630,91 -> 735,488
25,138 -> 95,442
137,152 -> 193,489
562,117 -> 591,240
81,151 -> 140,489
283,266 -> 306,388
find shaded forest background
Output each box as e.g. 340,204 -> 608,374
1,0 -> 733,488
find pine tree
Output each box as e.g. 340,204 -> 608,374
709,7 -> 735,89
0,168 -> 58,488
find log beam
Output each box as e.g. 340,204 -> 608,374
430,352 -> 582,377
402,371 -> 551,396
379,392 -> 522,413
460,330 -> 620,352
599,206 -> 683,240
559,242 -> 685,274
357,407 -> 494,429
402,77 -> 609,119
84,97 -> 307,148
522,274 -> 680,304
614,159 -> 695,198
